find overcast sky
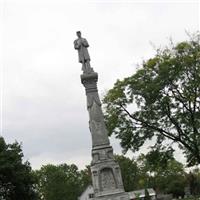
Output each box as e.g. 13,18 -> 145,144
0,0 -> 199,170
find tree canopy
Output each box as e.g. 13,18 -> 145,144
0,137 -> 38,200
34,163 -> 90,200
187,168 -> 200,196
114,154 -> 139,192
136,149 -> 186,197
103,33 -> 200,166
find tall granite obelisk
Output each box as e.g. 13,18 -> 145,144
74,31 -> 129,200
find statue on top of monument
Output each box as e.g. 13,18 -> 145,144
74,31 -> 93,73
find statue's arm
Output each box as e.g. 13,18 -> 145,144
74,40 -> 80,50
82,39 -> 89,48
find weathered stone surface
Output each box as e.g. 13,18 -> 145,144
81,72 -> 110,147
81,72 -> 129,200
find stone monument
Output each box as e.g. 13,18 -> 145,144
74,31 -> 129,200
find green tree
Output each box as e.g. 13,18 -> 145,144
143,146 -> 175,173
0,137 -> 38,200
144,188 -> 151,200
35,163 -> 88,200
137,150 -> 186,196
103,33 -> 200,166
80,165 -> 92,189
187,168 -> 200,195
162,159 -> 186,197
114,155 -> 139,191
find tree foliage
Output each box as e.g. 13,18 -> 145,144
187,168 -> 200,195
137,151 -> 186,197
143,146 -> 175,172
103,33 -> 200,166
79,165 -> 92,189
114,155 -> 139,191
144,188 -> 151,200
0,137 -> 38,200
33,154 -> 198,198
35,163 -> 90,200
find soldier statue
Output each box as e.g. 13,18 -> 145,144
74,31 -> 93,73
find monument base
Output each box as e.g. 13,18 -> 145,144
95,192 -> 129,200
91,145 -> 129,200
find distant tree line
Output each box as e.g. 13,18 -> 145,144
0,136 -> 200,200
0,136 -> 91,200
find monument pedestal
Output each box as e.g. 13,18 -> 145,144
95,192 -> 129,200
81,72 -> 129,200
91,145 -> 129,200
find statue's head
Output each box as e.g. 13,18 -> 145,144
76,31 -> 81,38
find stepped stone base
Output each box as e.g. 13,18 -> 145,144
95,192 -> 129,200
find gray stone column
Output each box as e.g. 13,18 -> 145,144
81,72 -> 110,148
81,72 -> 129,200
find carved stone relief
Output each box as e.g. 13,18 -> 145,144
99,168 -> 116,191
88,100 -> 109,146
